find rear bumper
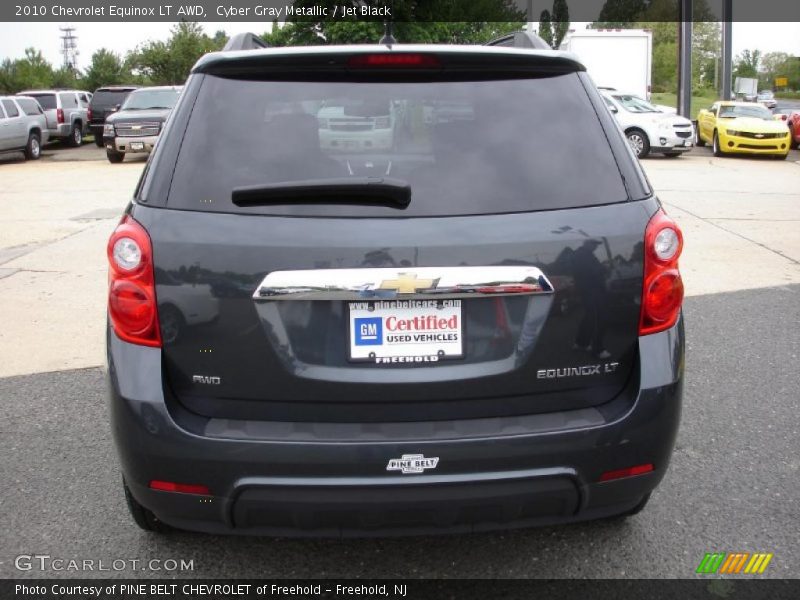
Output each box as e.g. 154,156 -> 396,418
108,317 -> 684,536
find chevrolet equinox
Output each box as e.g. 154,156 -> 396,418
107,35 -> 685,536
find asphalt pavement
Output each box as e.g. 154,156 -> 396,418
2,284 -> 798,579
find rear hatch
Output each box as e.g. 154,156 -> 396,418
137,48 -> 653,423
90,88 -> 135,125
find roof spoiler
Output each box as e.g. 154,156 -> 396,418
223,32 -> 269,51
486,31 -> 550,50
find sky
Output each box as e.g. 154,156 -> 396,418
0,21 -> 798,70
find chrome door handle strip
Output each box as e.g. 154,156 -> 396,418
253,266 -> 553,301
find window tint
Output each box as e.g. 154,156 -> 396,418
79,93 -> 90,106
2,99 -> 20,117
719,104 -> 773,120
0,104 -> 5,119
91,89 -> 134,108
16,98 -> 43,115
60,93 -> 78,108
28,93 -> 56,110
122,89 -> 179,110
168,74 -> 628,217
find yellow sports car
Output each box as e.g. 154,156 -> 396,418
696,101 -> 791,159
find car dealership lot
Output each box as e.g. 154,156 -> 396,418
1,142 -> 799,578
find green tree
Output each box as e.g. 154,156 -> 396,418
538,10 -> 553,47
3,48 -> 55,92
537,0 -> 569,49
733,49 -> 761,80
129,22 -> 221,85
83,49 -> 130,91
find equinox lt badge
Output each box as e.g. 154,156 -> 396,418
386,454 -> 439,474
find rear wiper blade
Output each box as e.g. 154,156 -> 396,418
232,177 -> 411,209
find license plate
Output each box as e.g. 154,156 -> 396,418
348,300 -> 463,364
130,142 -> 145,151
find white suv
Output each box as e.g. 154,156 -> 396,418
601,91 -> 693,158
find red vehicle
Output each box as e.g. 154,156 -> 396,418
774,109 -> 800,148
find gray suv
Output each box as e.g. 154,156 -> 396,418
17,89 -> 91,146
0,95 -> 49,160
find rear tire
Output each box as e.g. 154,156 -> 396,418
712,131 -> 726,157
123,477 -> 172,533
67,122 -> 82,147
107,149 -> 125,163
789,126 -> 798,150
94,134 -> 104,147
24,132 -> 41,160
626,128 -> 650,158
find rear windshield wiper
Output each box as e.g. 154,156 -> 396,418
232,177 -> 411,209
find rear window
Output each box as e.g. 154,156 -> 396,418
167,74 -> 628,217
59,93 -> 78,108
28,93 -> 56,110
16,98 -> 43,115
91,89 -> 134,108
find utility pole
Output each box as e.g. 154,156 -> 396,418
721,0 -> 733,100
677,0 -> 692,119
59,25 -> 79,72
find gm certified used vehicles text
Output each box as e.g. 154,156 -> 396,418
108,38 -> 685,536
103,86 -> 181,163
88,85 -> 139,146
696,101 -> 791,159
17,89 -> 91,146
600,90 -> 693,158
0,95 -> 48,160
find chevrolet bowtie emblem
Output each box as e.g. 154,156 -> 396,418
379,273 -> 438,294
132,125 -> 142,130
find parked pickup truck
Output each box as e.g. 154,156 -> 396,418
103,86 -> 181,163
0,95 -> 49,160
17,89 -> 91,146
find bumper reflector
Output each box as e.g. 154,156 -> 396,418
598,463 -> 654,482
149,480 -> 210,495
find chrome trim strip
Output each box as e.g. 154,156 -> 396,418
253,266 -> 554,301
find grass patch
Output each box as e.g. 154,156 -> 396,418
649,92 -> 719,120
776,91 -> 800,100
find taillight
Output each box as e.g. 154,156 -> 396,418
348,53 -> 440,68
107,215 -> 161,347
87,107 -> 93,121
149,480 -> 210,495
56,108 -> 64,124
640,209 -> 684,335
598,463 -> 654,482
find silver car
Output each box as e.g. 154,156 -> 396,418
17,89 -> 91,146
0,95 -> 49,160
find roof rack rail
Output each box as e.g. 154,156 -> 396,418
486,31 -> 551,50
223,32 -> 268,52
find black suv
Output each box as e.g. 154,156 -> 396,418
88,86 -> 138,146
107,34 -> 685,536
